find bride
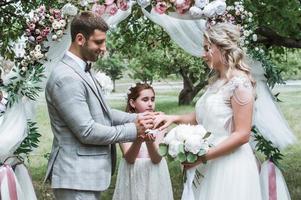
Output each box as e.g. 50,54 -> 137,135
154,22 -> 262,199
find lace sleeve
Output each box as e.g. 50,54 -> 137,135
229,76 -> 254,106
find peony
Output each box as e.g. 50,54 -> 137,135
163,128 -> 177,145
154,2 -> 168,14
92,4 -> 106,16
168,140 -> 182,158
184,134 -> 203,154
214,0 -> 226,15
194,0 -> 208,9
61,3 -> 78,16
189,6 -> 204,18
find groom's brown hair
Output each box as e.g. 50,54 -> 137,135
71,11 -> 109,42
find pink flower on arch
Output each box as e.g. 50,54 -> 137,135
92,3 -> 106,16
155,2 -> 168,14
105,0 -> 115,6
117,0 -> 129,11
175,0 -> 191,14
106,3 -> 118,16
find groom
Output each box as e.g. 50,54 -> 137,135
44,12 -> 153,200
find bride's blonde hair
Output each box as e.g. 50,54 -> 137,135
204,23 -> 255,86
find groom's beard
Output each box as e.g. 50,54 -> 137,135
81,44 -> 101,62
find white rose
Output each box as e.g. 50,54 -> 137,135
80,0 -> 89,7
21,67 -> 28,72
194,0 -> 208,9
243,30 -> 250,37
35,45 -> 41,51
34,51 -> 44,59
61,3 -> 78,16
21,60 -> 28,67
214,0 -> 226,15
52,34 -> 58,40
136,0 -> 151,8
203,0 -> 226,18
184,134 -> 203,154
252,34 -> 257,42
168,140 -> 182,158
56,30 -> 64,38
59,20 -> 66,28
52,20 -> 61,30
255,47 -> 259,51
189,6 -> 204,18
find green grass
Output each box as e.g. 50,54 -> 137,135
27,86 -> 301,200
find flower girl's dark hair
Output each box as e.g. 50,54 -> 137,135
125,82 -> 155,113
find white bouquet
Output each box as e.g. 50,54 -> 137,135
159,124 -> 214,200
159,124 -> 213,163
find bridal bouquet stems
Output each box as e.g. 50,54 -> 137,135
159,124 -> 213,163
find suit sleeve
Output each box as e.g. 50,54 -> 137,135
50,76 -> 137,145
110,109 -> 137,125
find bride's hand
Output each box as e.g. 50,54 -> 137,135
182,157 -> 203,170
153,114 -> 175,130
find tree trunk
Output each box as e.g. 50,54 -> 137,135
178,67 -> 207,105
112,79 -> 116,93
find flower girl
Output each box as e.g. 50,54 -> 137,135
113,82 -> 173,200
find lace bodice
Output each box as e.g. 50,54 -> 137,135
195,75 -> 254,141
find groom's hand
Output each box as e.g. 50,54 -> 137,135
135,112 -> 155,139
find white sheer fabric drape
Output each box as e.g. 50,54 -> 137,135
142,8 -> 206,57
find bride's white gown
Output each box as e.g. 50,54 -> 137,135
193,75 -> 262,200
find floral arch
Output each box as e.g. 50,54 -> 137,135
0,0 -> 296,199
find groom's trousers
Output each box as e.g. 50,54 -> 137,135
53,188 -> 101,200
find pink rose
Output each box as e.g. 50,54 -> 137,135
117,0 -> 129,11
28,23 -> 36,31
105,0 -> 115,5
175,0 -> 191,14
92,3 -> 106,16
155,2 -> 168,14
106,3 -> 118,16
36,36 -> 43,43
41,29 -> 49,37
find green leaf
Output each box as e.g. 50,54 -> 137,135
198,149 -> 206,157
158,143 -> 168,156
187,153 -> 198,163
177,152 -> 186,162
203,132 -> 211,139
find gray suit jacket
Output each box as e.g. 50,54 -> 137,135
44,54 -> 137,191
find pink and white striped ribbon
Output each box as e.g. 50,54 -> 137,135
0,164 -> 18,200
268,160 -> 277,200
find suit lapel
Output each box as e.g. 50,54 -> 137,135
61,55 -> 111,117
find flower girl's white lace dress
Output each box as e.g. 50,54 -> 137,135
193,75 -> 262,200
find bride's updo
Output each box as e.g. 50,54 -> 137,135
204,23 -> 255,86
